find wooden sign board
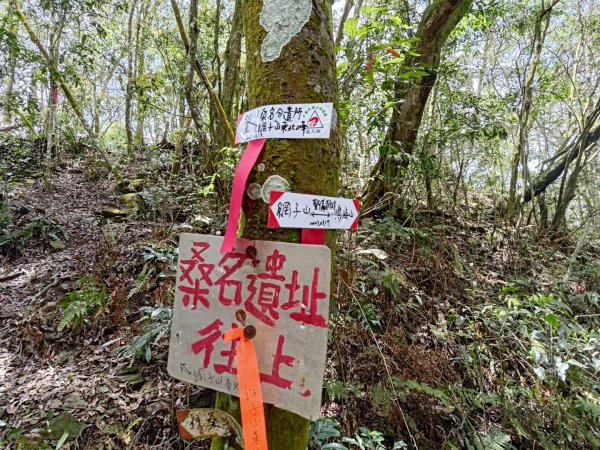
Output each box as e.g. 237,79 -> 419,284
236,103 -> 333,143
268,191 -> 359,230
167,234 -> 331,420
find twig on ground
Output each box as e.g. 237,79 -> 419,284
30,273 -> 72,303
0,271 -> 23,282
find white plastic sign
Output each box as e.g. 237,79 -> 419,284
268,192 -> 359,230
235,103 -> 334,143
167,234 -> 331,420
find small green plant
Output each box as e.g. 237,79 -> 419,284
127,266 -> 154,299
325,379 -> 364,402
309,418 -> 344,449
115,304 -> 172,362
341,427 -> 407,450
58,275 -> 109,331
1,213 -> 66,257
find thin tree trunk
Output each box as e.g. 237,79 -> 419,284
506,4 -> 553,219
125,0 -> 139,158
184,0 -> 212,171
134,37 -> 146,147
217,0 -> 243,148
44,11 -> 61,191
212,0 -> 222,98
170,116 -> 193,180
335,0 -> 354,48
2,17 -> 19,125
134,0 -> 152,148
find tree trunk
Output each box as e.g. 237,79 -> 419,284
506,5 -> 552,219
361,0 -> 472,212
44,10 -> 61,191
134,35 -> 146,147
184,0 -> 216,177
335,0 -> 354,48
134,0 -> 152,148
522,121 -> 600,203
212,0 -> 222,98
125,0 -> 139,158
170,116 -> 192,180
549,103 -> 600,233
217,0 -> 243,148
213,1 -> 340,449
2,16 -> 19,125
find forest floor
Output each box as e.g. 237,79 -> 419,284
1,146 -> 599,449
0,160 -> 207,449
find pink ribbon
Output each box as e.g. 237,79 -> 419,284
220,138 -> 267,253
301,229 -> 325,245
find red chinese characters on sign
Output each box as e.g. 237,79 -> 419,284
178,241 -> 214,309
182,245 -> 324,389
168,234 -> 331,421
177,245 -> 327,329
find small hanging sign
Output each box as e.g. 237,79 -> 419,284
167,233 -> 331,420
268,191 -> 359,230
176,408 -> 243,445
236,103 -> 334,143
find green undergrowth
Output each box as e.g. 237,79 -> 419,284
58,275 -> 110,332
323,212 -> 600,449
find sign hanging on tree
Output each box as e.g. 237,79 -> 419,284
167,233 -> 331,420
235,103 -> 334,143
268,191 -> 359,230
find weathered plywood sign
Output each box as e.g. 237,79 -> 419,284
268,192 -> 359,230
235,103 -> 333,143
168,233 -> 331,420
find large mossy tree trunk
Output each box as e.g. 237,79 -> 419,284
213,1 -> 340,449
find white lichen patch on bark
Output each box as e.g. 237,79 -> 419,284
259,0 -> 312,62
261,175 -> 290,202
247,182 -> 263,200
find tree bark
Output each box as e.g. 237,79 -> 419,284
506,4 -> 553,219
213,1 -> 340,449
2,16 -> 19,125
522,122 -> 600,203
212,0 -> 222,97
184,0 -> 205,136
125,0 -> 139,158
44,9 -> 63,191
361,0 -> 472,213
170,116 -> 192,180
335,0 -> 354,48
134,0 -> 153,147
217,0 -> 243,148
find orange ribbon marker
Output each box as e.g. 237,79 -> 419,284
223,324 -> 268,450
